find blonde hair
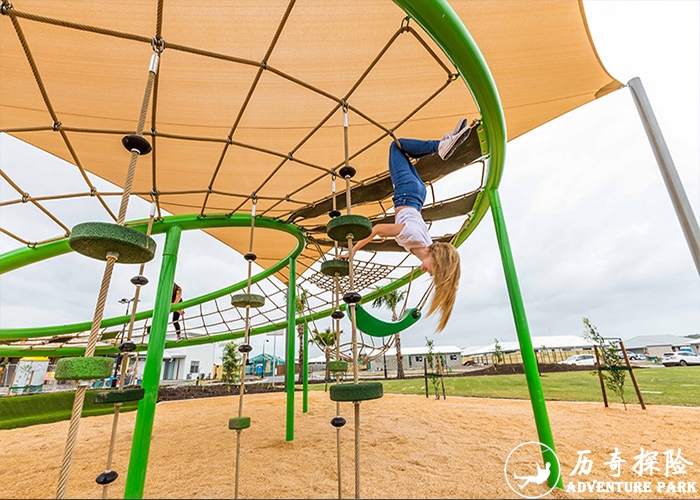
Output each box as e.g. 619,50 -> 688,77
425,242 -> 460,332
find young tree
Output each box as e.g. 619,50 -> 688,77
296,288 -> 309,384
221,340 -> 242,384
372,288 -> 406,378
311,326 -> 339,382
493,337 -> 504,365
425,337 -> 442,399
582,317 -> 628,409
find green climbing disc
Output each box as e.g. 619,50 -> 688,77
329,382 -> 383,402
228,416 -> 251,430
55,356 -> 115,381
230,293 -> 265,308
92,387 -> 145,404
320,259 -> 350,277
326,215 -> 372,242
69,222 -> 156,264
327,360 -> 349,372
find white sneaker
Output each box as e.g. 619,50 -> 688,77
438,124 -> 471,160
439,117 -> 467,141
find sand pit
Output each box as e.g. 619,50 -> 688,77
1,392 -> 698,499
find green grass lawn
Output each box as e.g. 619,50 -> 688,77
308,366 -> 700,407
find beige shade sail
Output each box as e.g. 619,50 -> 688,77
0,0 -> 621,278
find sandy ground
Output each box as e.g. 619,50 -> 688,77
1,392 -> 699,499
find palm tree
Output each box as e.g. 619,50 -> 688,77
295,288 -> 308,384
372,289 -> 406,378
311,326 -> 339,382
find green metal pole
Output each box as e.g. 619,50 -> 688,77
124,225 -> 182,498
487,189 -> 562,489
302,322 -> 309,413
285,257 -> 297,441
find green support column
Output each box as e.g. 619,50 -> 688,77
124,225 -> 182,498
285,257 -> 297,441
302,322 -> 309,413
487,189 -> 563,489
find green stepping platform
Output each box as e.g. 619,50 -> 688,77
92,387 -> 145,404
320,259 -> 350,277
229,416 -> 251,430
69,222 -> 156,264
330,382 -> 383,402
230,294 -> 265,308
55,357 -> 115,381
326,215 -> 372,242
355,304 -> 421,337
327,360 -> 349,372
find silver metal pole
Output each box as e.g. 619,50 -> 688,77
627,77 -> 700,276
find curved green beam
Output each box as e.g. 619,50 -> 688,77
0,213 -> 305,341
0,0 -> 505,355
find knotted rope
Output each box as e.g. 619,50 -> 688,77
55,53 -> 159,499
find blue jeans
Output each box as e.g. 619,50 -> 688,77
389,138 -> 438,210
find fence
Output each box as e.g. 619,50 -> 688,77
468,349 -> 594,366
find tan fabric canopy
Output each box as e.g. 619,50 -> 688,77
0,0 -> 621,275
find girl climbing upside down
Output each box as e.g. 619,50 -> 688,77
344,118 -> 469,331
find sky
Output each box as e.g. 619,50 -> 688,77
1,1 -> 698,360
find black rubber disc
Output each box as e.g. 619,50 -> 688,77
238,344 -> 253,353
231,294 -> 265,308
96,470 -> 119,485
330,416 -> 347,428
130,275 -> 149,286
69,222 -> 156,264
338,166 -> 356,179
320,259 -> 350,277
330,382 -> 383,402
244,252 -> 257,261
118,341 -> 137,352
328,210 -> 341,219
121,135 -> 152,155
326,215 -> 372,242
331,310 -> 345,320
343,291 -> 361,304
229,416 -> 251,430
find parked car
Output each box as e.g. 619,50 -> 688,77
559,354 -> 596,366
661,351 -> 700,367
617,352 -> 646,362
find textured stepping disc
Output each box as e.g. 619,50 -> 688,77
229,416 -> 251,430
327,360 -> 349,372
55,357 -> 114,381
326,215 -> 372,242
69,222 -> 156,264
321,259 -> 350,277
330,382 -> 383,402
96,470 -> 119,485
230,294 -> 265,308
330,416 -> 346,428
92,387 -> 145,404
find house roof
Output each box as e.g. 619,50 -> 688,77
380,345 -> 463,357
462,336 -> 593,356
623,335 -> 693,349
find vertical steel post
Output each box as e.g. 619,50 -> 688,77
302,322 -> 309,413
487,189 -> 562,489
124,225 -> 181,498
627,77 -> 700,276
285,257 -> 297,441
